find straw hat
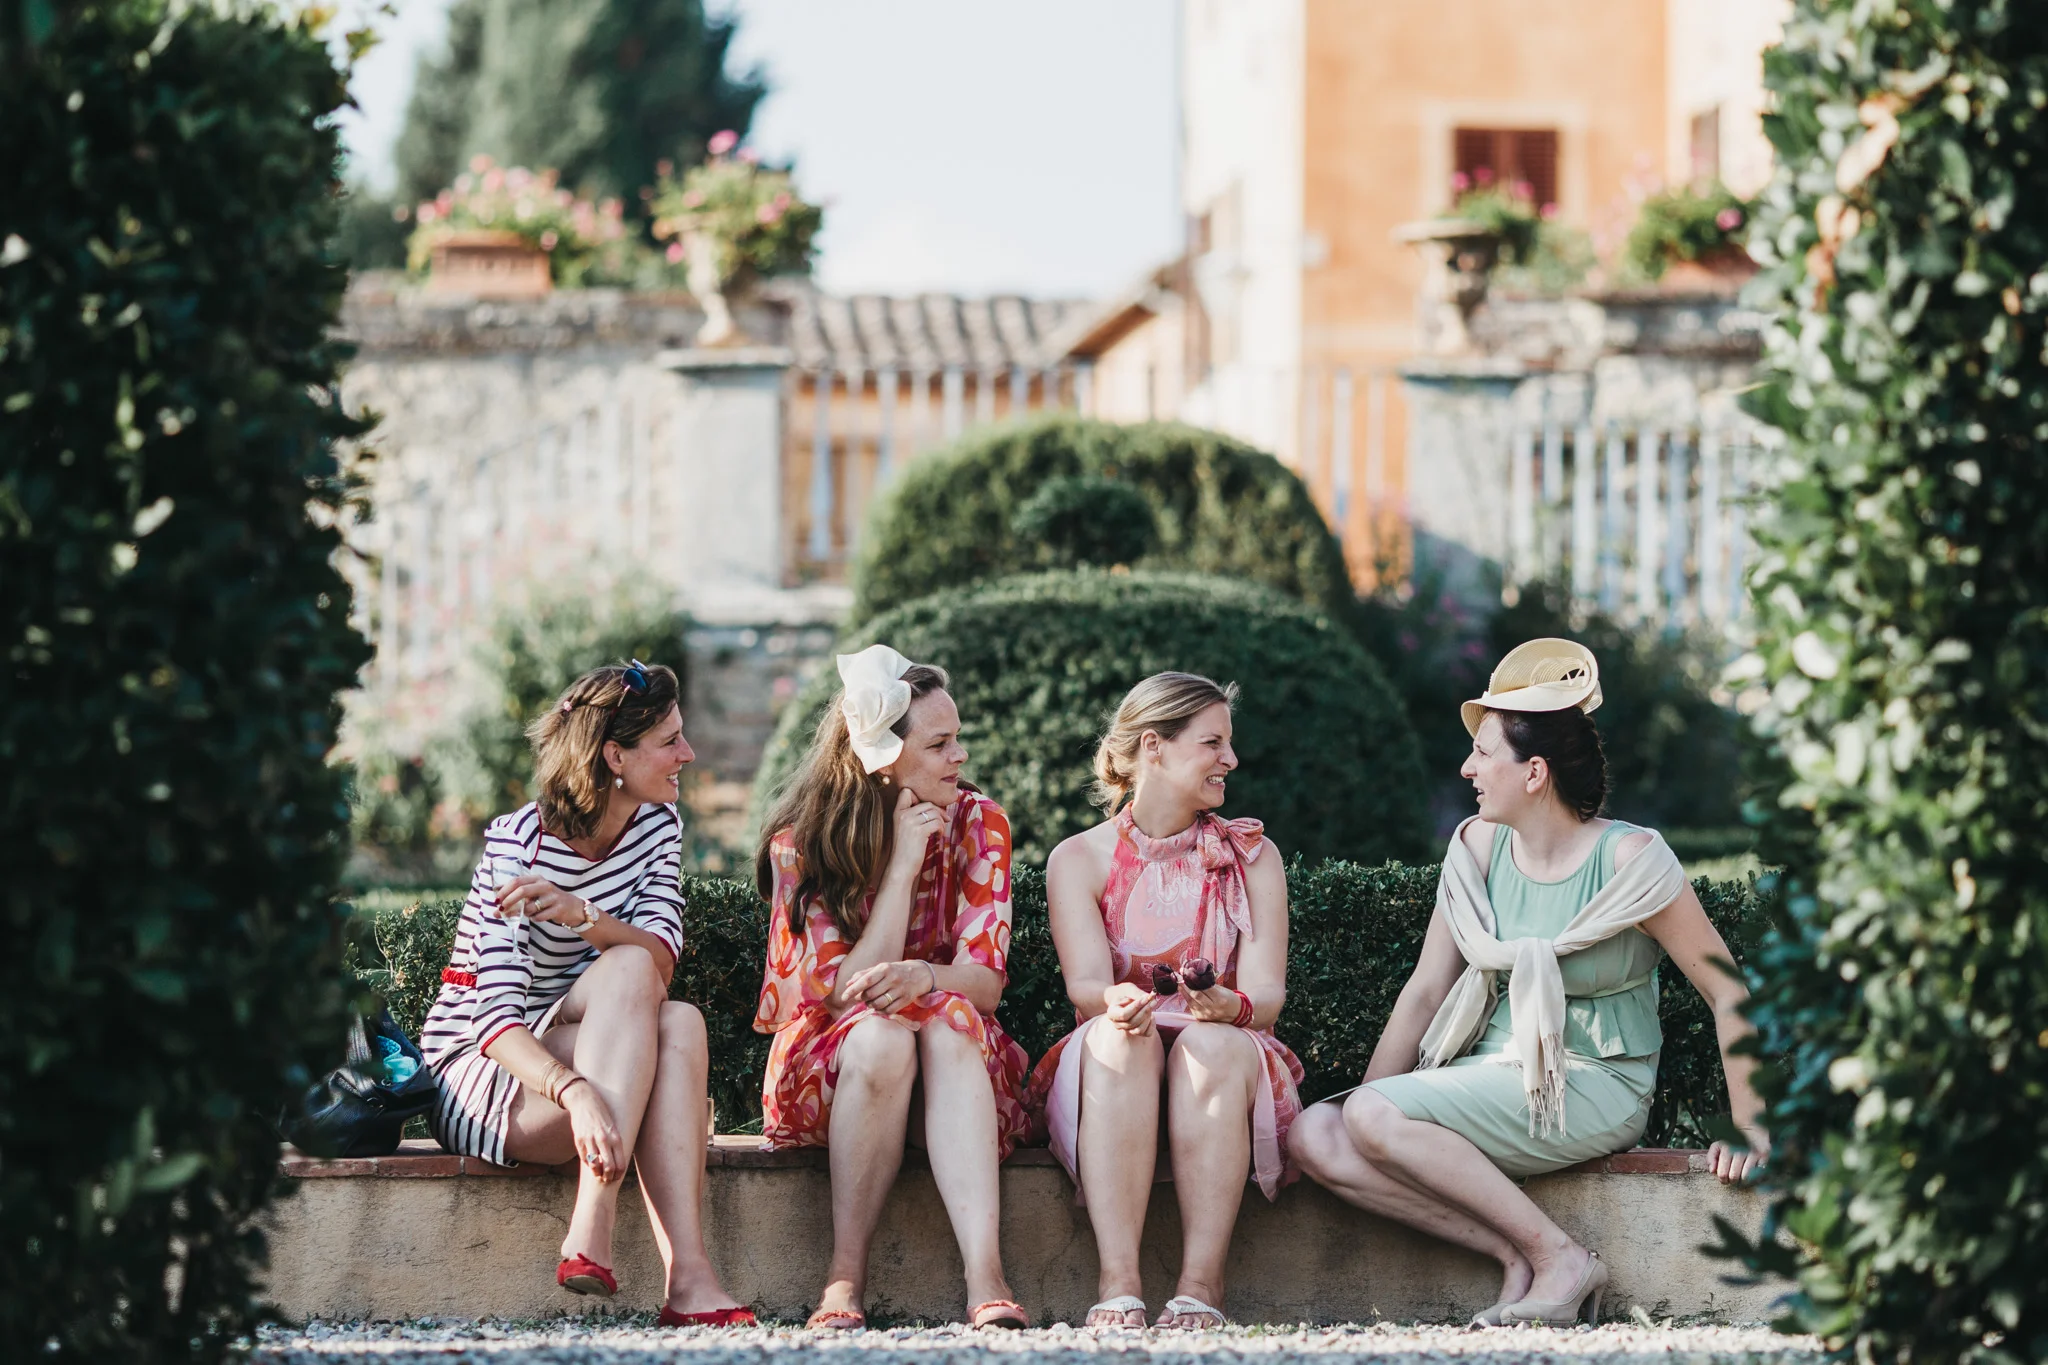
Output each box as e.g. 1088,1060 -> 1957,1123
1460,638 -> 1603,737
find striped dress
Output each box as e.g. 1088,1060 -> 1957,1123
420,801 -> 687,1166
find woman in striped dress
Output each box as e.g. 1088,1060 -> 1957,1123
418,660 -> 752,1327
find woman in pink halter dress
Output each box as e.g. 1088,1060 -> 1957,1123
1026,673 -> 1303,1330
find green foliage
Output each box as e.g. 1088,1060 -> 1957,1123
1722,4 -> 2048,1358
1009,475 -> 1160,570
755,570 -> 1429,867
404,157 -> 637,287
393,0 -> 765,206
0,6 -> 372,1359
364,862 -> 1762,1144
445,588 -> 691,826
1622,181 -> 1750,281
848,417 -> 1358,627
649,143 -> 822,284
1449,181 -> 1543,266
337,183 -> 409,271
1356,574 -> 1744,833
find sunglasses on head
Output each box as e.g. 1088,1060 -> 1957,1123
560,660 -> 654,720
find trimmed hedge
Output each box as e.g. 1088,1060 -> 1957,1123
749,570 -> 1430,867
848,417 -> 1359,625
358,861 -> 1763,1147
1725,3 -> 2048,1357
2,7 -> 371,1361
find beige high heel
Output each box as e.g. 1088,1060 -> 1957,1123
1468,1301 -> 1513,1327
1498,1250 -> 1608,1327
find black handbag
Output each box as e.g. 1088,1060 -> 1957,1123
281,1006 -> 439,1158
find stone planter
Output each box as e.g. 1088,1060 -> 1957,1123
681,229 -> 756,347
1395,218 -> 1505,355
1654,245 -> 1758,296
427,229 -> 551,298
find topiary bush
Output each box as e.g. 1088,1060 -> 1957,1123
1009,474 -> 1160,570
752,570 -> 1430,867
363,861 -> 1765,1143
1720,3 -> 2048,1358
848,417 -> 1359,625
1,6 -> 372,1360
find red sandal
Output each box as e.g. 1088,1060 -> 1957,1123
657,1305 -> 758,1328
556,1254 -> 617,1298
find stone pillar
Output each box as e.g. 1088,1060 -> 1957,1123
658,346 -> 797,624
1398,357 -> 1530,610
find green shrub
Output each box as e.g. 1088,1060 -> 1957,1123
362,861 -> 1763,1144
1621,181 -> 1750,281
752,570 -> 1430,867
0,7 -> 372,1360
848,417 -> 1358,625
1719,4 -> 2048,1358
1009,474 -> 1160,570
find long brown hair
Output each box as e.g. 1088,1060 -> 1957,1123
525,661 -> 681,840
755,662 -> 950,937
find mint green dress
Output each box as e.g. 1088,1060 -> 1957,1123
1364,821 -> 1662,1178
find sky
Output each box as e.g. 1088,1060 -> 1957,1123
339,0 -> 1182,298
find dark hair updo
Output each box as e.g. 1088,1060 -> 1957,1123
1492,707 -> 1608,822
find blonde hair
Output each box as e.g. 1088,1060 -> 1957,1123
755,662 -> 950,938
1090,671 -> 1239,813
524,662 -> 681,840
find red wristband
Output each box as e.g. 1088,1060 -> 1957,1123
1230,988 -> 1255,1027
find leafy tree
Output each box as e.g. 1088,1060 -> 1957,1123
394,0 -> 765,207
1720,2 -> 2048,1359
1,4 -> 371,1358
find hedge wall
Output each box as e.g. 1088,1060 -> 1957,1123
358,861 -> 1763,1147
1726,3 -> 2048,1358
2,7 -> 371,1361
749,570 -> 1430,867
847,417 -> 1359,626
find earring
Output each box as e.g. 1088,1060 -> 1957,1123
613,775 -> 624,789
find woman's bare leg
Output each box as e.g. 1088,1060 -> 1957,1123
1342,1089 -> 1590,1302
1290,1101 -> 1532,1305
1075,1020 -> 1164,1324
816,1016 -> 917,1317
1160,1023 -> 1258,1321
502,945 -> 665,1266
630,1001 -> 744,1314
915,1022 -> 1013,1310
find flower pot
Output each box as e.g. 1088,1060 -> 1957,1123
427,229 -> 551,298
682,230 -> 751,347
1655,245 -> 1757,295
1394,218 -> 1505,355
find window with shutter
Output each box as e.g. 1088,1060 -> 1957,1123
1452,128 -> 1560,211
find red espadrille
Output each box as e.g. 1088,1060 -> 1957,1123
556,1253 -> 617,1298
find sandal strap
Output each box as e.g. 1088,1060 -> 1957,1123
1162,1294 -> 1228,1324
1089,1295 -> 1148,1315
972,1298 -> 1031,1327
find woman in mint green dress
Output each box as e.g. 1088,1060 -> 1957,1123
1290,640 -> 1768,1328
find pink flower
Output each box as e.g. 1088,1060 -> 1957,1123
708,129 -> 739,156
1716,207 -> 1744,230
482,168 -> 504,192
666,241 -> 686,264
1474,166 -> 1495,186
598,197 -> 622,218
1451,171 -> 1470,192
739,148 -> 760,165
454,173 -> 473,194
772,191 -> 792,210
1511,179 -> 1532,200
539,230 -> 559,250
1540,202 -> 1559,220
757,202 -> 782,224
392,204 -> 411,222
434,191 -> 453,213
469,153 -> 493,173
415,203 -> 436,223
656,158 -> 674,178
507,167 -> 531,191
682,190 -> 705,208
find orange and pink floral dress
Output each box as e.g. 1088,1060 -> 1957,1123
1026,808 -> 1305,1200
753,790 -> 1033,1157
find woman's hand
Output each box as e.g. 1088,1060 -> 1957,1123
1181,982 -> 1242,1024
884,788 -> 945,884
1706,1123 -> 1770,1184
1103,982 -> 1157,1037
843,959 -> 937,1017
496,874 -> 595,930
561,1080 -> 627,1182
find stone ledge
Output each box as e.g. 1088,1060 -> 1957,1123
279,1138 -> 1710,1180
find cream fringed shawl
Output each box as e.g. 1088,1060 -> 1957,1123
1415,816 -> 1686,1136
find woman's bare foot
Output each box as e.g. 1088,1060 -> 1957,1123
1085,1293 -> 1147,1328
813,1277 -> 864,1317
1497,1254 -> 1535,1306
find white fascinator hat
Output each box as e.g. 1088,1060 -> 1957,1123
837,643 -> 916,773
1460,637 -> 1603,738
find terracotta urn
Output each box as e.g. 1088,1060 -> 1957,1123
1394,218 -> 1506,355
427,229 -> 551,298
1655,245 -> 1758,295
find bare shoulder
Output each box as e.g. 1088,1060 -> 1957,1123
1047,821 -> 1117,895
1246,833 -> 1285,884
1614,825 -> 1658,869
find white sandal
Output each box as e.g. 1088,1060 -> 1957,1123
1156,1294 -> 1228,1329
1084,1295 -> 1147,1328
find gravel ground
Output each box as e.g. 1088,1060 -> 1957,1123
253,1319 -> 1822,1365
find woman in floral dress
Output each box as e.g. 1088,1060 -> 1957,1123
1029,672 -> 1303,1330
753,645 -> 1032,1331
